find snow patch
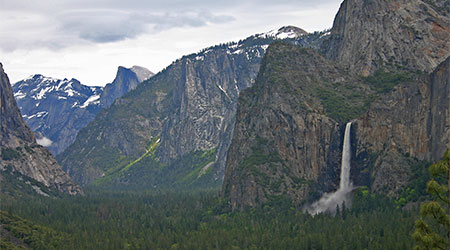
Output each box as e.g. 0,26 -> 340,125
34,86 -> 54,100
320,31 -> 331,37
80,95 -> 100,108
66,89 -> 75,96
216,84 -> 230,99
232,49 -> 243,55
26,111 -> 48,120
276,31 -> 298,39
42,76 -> 58,82
14,91 -> 26,100
257,27 -> 306,40
229,43 -> 239,49
56,79 -> 70,90
195,55 -> 204,61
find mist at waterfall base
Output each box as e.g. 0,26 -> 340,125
304,122 -> 354,215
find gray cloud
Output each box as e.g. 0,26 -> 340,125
0,0 -> 339,50
2,0 -> 335,12
0,4 -> 235,49
59,9 -> 147,43
58,8 -> 235,43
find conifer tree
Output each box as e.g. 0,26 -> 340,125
413,149 -> 450,250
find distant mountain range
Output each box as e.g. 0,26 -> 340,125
56,26 -> 328,187
13,66 -> 153,155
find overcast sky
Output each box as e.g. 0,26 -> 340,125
1,0 -> 343,86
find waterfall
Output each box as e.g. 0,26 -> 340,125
304,122 -> 353,215
339,122 -> 353,192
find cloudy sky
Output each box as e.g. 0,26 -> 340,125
1,0 -> 342,86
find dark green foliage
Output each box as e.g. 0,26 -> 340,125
352,186 -> 395,214
395,160 -> 431,207
315,87 -> 370,122
0,211 -> 68,250
238,136 -> 282,170
247,42 -> 378,123
1,148 -> 22,161
237,136 -> 284,189
1,190 -> 416,250
413,150 -> 450,249
363,70 -> 413,94
0,166 -> 63,199
23,145 -> 33,154
93,148 -> 219,190
315,69 -> 416,122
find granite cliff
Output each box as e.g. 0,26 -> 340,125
222,0 -> 449,210
222,43 -> 375,209
353,56 -> 449,197
321,0 -> 449,76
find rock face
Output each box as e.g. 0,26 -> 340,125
222,0 -> 449,210
321,0 -> 450,76
99,66 -> 154,108
222,43 -> 374,210
353,56 -> 449,197
0,63 -> 82,195
57,27 -> 329,187
13,66 -> 152,155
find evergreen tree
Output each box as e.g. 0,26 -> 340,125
413,149 -> 450,250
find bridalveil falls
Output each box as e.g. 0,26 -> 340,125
305,122 -> 354,215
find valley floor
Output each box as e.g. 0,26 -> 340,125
0,188 -> 416,250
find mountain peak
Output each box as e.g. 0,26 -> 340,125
258,25 -> 308,39
130,65 -> 154,82
116,65 -> 153,83
99,65 -> 153,108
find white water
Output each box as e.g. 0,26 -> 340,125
305,122 -> 353,215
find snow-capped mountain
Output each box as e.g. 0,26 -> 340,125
13,66 -> 153,155
13,75 -> 103,155
256,25 -> 308,39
